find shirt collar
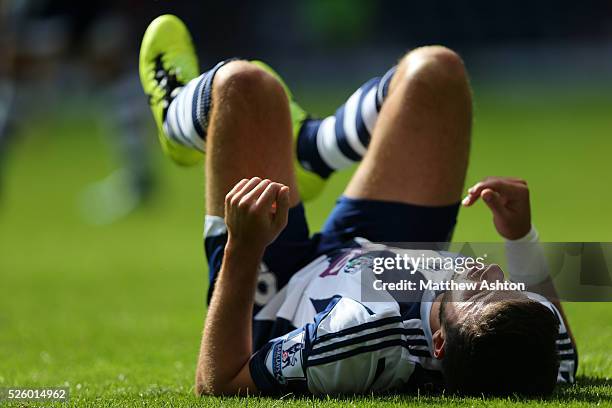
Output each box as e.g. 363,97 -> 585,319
420,288 -> 437,353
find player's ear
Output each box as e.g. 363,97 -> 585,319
432,329 -> 445,359
481,264 -> 504,282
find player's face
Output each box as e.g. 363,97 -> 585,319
440,264 -> 528,326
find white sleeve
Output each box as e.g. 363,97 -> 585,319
504,225 -> 550,286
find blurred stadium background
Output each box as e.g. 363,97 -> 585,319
1,0 -> 611,406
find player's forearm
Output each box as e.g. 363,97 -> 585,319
196,239 -> 262,395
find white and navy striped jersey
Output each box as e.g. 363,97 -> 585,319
249,241 -> 577,395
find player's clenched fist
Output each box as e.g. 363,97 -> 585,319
462,176 -> 531,240
224,177 -> 290,253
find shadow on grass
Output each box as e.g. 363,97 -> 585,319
575,376 -> 612,387
293,376 -> 612,405
126,376 -> 612,407
550,376 -> 612,403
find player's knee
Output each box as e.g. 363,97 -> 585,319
397,46 -> 468,90
214,60 -> 285,103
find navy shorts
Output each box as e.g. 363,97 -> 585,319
204,196 -> 460,311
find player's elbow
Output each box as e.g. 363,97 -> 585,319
194,371 -> 220,396
194,368 -> 214,396
194,380 -> 206,396
195,382 -> 241,397
194,377 -> 221,396
194,371 -> 237,397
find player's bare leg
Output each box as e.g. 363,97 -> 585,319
345,46 -> 472,206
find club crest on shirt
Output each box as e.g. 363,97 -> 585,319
320,249 -> 368,277
342,253 -> 376,275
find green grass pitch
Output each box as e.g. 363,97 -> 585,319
0,84 -> 611,407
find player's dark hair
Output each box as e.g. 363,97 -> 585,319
440,296 -> 560,397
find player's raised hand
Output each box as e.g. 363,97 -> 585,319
462,176 -> 531,240
224,177 -> 290,252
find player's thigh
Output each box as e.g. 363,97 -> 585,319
205,60 -> 300,216
345,46 -> 472,207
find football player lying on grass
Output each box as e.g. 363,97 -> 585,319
139,15 -> 577,397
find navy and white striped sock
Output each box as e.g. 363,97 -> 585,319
297,66 -> 397,179
163,59 -> 234,153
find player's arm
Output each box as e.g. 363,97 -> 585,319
462,176 -> 576,345
195,177 -> 290,396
